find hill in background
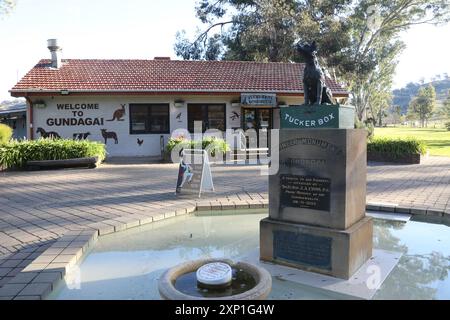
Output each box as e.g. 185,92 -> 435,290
393,75 -> 450,115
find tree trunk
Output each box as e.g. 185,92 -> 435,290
354,90 -> 365,122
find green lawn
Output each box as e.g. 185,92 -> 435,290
374,127 -> 450,157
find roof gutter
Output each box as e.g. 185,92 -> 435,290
0,109 -> 27,115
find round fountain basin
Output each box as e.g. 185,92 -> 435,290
158,258 -> 272,300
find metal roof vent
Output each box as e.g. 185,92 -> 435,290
47,39 -> 62,68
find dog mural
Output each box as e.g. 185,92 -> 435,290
296,41 -> 334,105
107,104 -> 126,121
100,129 -> 118,144
36,127 -> 61,139
73,132 -> 91,140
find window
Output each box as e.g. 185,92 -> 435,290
129,104 -> 170,134
188,104 -> 226,132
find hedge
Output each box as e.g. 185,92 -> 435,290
367,137 -> 427,158
166,136 -> 230,156
0,139 -> 106,169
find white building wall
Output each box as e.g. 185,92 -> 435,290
31,94 -> 303,157
227,102 -> 241,130
32,95 -> 242,157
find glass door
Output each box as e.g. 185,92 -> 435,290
258,109 -> 271,149
241,108 -> 272,148
243,109 -> 257,131
242,108 -> 272,131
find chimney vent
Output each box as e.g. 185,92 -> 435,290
154,57 -> 171,61
47,39 -> 62,68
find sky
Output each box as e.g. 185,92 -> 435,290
0,0 -> 449,102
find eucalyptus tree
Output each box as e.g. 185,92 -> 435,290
175,0 -> 450,120
408,84 -> 437,127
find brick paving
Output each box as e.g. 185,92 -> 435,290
0,156 -> 450,293
367,156 -> 450,212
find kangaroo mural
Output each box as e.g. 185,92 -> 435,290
36,127 -> 61,139
107,104 -> 126,121
101,129 -> 118,144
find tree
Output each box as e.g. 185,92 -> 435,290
408,84 -> 436,127
353,40 -> 403,123
174,0 -> 450,120
344,0 -> 449,121
175,0 -> 339,62
406,108 -> 418,126
390,105 -> 403,125
0,0 -> 15,16
442,90 -> 450,120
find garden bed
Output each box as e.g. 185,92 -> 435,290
367,151 -> 423,164
367,137 -> 427,164
164,136 -> 230,163
26,157 -> 99,170
0,138 -> 106,170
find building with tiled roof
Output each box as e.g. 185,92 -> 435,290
11,39 -> 349,157
0,100 -> 27,140
11,59 -> 348,96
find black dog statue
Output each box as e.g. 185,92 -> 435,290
296,41 -> 334,105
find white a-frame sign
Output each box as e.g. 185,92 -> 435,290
175,149 -> 214,198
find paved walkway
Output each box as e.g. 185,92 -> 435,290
367,156 -> 450,212
1,156 -> 449,288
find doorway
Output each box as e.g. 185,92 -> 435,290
241,107 -> 272,149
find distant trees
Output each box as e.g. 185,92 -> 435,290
442,91 -> 450,120
393,75 -> 450,114
408,85 -> 436,127
390,105 -> 403,125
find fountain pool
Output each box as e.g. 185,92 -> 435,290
48,210 -> 450,300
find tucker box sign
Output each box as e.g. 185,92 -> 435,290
281,105 -> 355,129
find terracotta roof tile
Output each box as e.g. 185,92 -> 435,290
10,59 -> 348,95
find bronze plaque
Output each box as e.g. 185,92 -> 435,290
273,230 -> 332,270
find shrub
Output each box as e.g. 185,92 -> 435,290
367,137 -> 427,158
0,139 -> 106,169
355,119 -> 374,139
166,136 -> 189,153
166,136 -> 230,157
445,122 -> 450,131
0,124 -> 13,144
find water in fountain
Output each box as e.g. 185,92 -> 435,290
174,267 -> 257,298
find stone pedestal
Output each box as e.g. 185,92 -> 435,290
260,217 -> 373,279
260,128 -> 373,279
